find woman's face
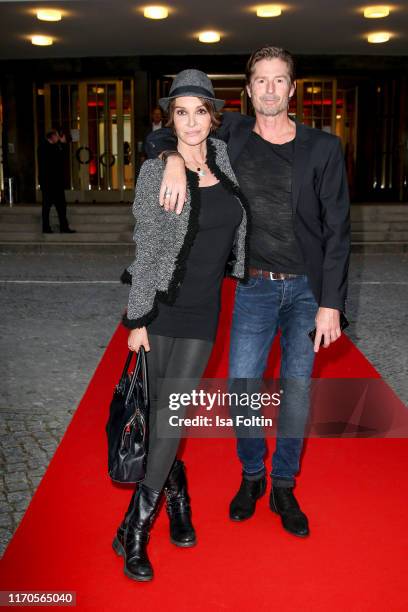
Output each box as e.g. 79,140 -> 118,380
172,96 -> 212,147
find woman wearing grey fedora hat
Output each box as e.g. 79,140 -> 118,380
115,69 -> 250,582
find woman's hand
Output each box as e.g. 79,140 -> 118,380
128,327 -> 150,352
159,155 -> 187,214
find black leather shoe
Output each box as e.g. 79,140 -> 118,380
122,484 -> 162,581
229,475 -> 266,521
60,227 -> 76,233
269,486 -> 309,537
164,460 -> 196,547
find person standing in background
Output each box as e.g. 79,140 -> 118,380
37,129 -> 75,234
150,107 -> 163,132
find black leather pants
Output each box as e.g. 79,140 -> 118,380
142,334 -> 213,491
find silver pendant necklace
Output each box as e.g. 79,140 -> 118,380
185,160 -> 207,177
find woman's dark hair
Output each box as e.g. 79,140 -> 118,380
245,46 -> 296,84
165,97 -> 221,132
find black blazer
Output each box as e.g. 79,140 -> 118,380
146,112 -> 351,311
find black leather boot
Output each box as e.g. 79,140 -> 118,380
164,460 -> 196,547
115,484 -> 161,581
112,489 -> 137,558
269,486 -> 309,537
229,475 -> 266,521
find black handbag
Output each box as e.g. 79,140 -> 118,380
106,348 -> 149,483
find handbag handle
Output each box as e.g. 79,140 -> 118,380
125,347 -> 149,408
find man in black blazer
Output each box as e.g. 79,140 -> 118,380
146,46 -> 350,537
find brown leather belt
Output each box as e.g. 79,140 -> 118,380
248,267 -> 300,280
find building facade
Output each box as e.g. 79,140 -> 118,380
1,53 -> 407,204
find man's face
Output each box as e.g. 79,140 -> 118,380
247,57 -> 295,118
152,109 -> 162,124
48,133 -> 59,144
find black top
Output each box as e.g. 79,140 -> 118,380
234,132 -> 305,274
148,181 -> 242,341
37,140 -> 66,191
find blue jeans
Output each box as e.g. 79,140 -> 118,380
229,274 -> 318,488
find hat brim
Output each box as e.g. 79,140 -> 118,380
159,95 -> 225,112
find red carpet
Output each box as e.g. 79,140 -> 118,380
1,280 -> 407,611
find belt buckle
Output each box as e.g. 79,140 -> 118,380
269,272 -> 280,281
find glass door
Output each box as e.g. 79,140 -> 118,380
293,79 -> 358,196
35,79 -> 135,202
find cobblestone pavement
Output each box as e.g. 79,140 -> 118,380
1,252 -> 407,556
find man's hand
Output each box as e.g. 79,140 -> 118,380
128,327 -> 150,353
159,155 -> 187,214
314,307 -> 341,353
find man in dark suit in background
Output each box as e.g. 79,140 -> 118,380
146,46 -> 350,538
37,129 -> 75,234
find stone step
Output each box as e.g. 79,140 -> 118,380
0,242 -> 135,255
351,242 -> 408,253
2,230 -> 406,243
1,241 -> 406,255
3,220 -> 408,235
1,203 -> 407,253
0,223 -> 133,233
0,231 -> 133,243
351,218 -> 408,230
0,214 -> 133,225
0,204 -> 131,213
2,227 -> 407,240
351,231 -> 408,241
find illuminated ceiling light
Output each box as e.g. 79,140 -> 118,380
31,35 -> 53,46
36,9 -> 62,22
198,31 -> 221,43
367,31 -> 391,43
144,6 -> 168,19
256,5 -> 282,18
364,6 -> 390,18
306,86 -> 321,94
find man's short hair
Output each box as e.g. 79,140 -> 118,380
246,46 -> 296,85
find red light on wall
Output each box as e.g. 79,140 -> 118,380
303,99 -> 344,106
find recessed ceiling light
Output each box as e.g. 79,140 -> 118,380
144,6 -> 169,19
256,5 -> 282,18
31,35 -> 54,46
36,9 -> 62,22
367,31 -> 391,43
198,31 -> 221,43
364,6 -> 390,19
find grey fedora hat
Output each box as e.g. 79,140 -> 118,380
159,69 -> 224,112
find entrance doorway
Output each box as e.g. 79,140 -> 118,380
34,79 -> 135,202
